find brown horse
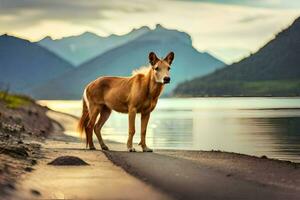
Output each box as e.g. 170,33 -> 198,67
78,52 -> 174,152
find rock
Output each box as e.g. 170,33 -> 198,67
25,166 -> 34,172
5,183 -> 15,190
27,110 -> 33,116
15,117 -> 22,124
31,159 -> 37,165
1,145 -> 29,158
261,155 -> 268,159
48,156 -> 89,166
30,189 -> 41,196
20,125 -> 25,131
30,143 -> 41,149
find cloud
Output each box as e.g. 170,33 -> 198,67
0,0 -> 150,29
0,0 -> 300,63
100,0 -> 299,63
238,14 -> 270,23
175,0 -> 300,9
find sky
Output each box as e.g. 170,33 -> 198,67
0,0 -> 300,64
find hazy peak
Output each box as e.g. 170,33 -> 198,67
135,24 -> 192,46
40,36 -> 53,42
0,34 -> 31,43
155,24 -> 165,30
80,31 -> 102,38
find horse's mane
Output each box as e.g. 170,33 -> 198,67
132,66 -> 151,76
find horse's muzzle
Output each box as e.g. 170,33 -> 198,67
163,77 -> 171,84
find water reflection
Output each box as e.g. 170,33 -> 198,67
39,98 -> 300,162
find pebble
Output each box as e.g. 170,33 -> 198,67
24,166 -> 34,172
6,183 -> 15,190
31,159 -> 37,165
30,189 -> 41,196
261,155 -> 268,159
2,145 -> 29,158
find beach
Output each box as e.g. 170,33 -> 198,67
1,102 -> 300,199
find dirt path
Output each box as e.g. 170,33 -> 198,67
12,111 -> 171,200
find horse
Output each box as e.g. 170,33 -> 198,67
78,51 -> 174,152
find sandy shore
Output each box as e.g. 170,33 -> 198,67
0,99 -> 52,198
3,108 -> 300,199
11,110 -> 170,200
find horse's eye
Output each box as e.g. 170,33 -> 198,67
155,67 -> 159,71
168,67 -> 171,71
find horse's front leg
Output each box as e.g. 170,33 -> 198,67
139,113 -> 152,152
127,107 -> 136,152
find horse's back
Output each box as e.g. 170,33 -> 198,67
85,76 -> 132,111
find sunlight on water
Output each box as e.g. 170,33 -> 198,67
39,97 -> 300,162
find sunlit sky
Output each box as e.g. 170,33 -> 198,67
1,0 -> 300,64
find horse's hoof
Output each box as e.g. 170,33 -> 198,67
142,147 -> 153,152
89,146 -> 96,150
128,147 -> 136,152
101,145 -> 109,151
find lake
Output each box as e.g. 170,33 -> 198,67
39,97 -> 300,163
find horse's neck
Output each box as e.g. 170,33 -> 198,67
146,70 -> 163,100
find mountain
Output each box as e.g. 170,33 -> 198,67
0,34 -> 73,93
174,17 -> 300,97
38,27 -> 151,66
29,24 -> 225,99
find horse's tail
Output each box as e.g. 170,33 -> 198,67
77,97 -> 90,147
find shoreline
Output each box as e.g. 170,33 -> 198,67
1,104 -> 299,199
50,110 -> 300,165
12,109 -> 170,199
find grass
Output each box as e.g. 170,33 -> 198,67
0,91 -> 33,109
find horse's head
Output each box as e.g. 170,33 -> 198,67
149,52 -> 174,84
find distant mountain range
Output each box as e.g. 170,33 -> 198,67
0,34 -> 73,93
29,24 -> 225,99
174,17 -> 300,97
38,27 -> 150,66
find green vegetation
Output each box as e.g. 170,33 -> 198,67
174,80 -> 300,97
174,17 -> 300,97
0,91 -> 33,109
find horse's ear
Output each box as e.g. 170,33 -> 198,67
164,52 -> 174,65
149,52 -> 159,66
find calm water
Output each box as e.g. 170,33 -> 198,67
39,98 -> 300,162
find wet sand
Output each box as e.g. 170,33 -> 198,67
157,150 -> 300,191
106,151 -> 300,200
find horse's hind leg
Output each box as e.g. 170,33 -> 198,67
94,105 -> 111,150
86,105 -> 100,150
